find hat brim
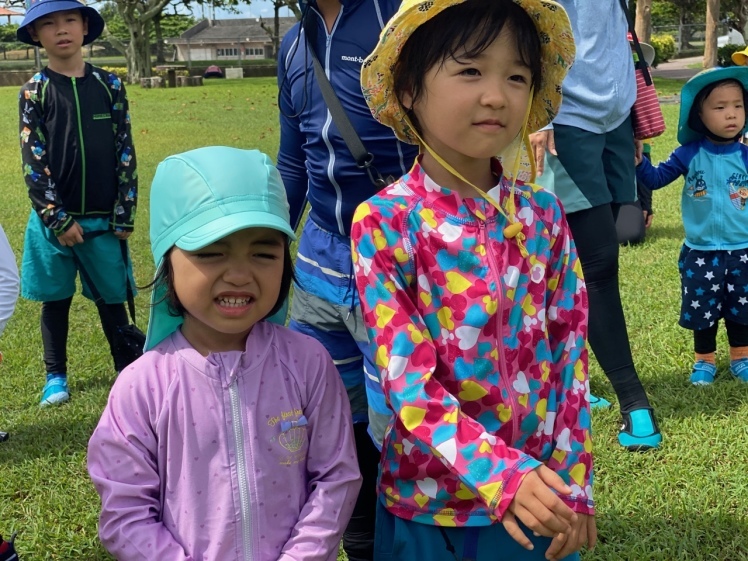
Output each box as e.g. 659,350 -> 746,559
17,3 -> 104,46
732,49 -> 748,66
175,210 -> 297,252
639,42 -> 656,67
678,67 -> 748,145
361,0 -> 576,145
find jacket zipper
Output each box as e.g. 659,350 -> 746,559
714,156 -> 722,248
319,9 -> 347,236
71,77 -> 86,214
229,373 -> 253,560
480,221 -> 520,445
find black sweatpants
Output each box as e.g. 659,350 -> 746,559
566,204 -> 652,412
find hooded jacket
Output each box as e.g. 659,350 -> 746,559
88,323 -> 361,561
351,160 -> 594,525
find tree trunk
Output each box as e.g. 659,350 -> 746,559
704,0 -> 720,68
115,0 -> 172,83
154,12 -> 165,63
285,0 -> 302,20
273,3 -> 281,59
634,0 -> 652,43
102,24 -> 127,57
125,19 -> 152,84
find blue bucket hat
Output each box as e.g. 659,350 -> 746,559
145,146 -> 296,351
678,66 -> 748,145
17,0 -> 105,47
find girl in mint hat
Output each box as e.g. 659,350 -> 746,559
88,147 -> 362,560
637,67 -> 748,386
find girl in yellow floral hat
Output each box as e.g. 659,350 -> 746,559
351,0 -> 596,560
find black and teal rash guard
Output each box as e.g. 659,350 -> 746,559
19,63 -> 137,235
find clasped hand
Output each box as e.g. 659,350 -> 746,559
502,465 -> 596,560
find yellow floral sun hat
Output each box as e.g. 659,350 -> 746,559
361,0 -> 576,146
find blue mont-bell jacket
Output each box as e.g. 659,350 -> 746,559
277,0 -> 418,237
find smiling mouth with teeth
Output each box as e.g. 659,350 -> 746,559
217,297 -> 252,307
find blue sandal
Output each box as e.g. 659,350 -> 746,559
618,408 -> 662,451
730,358 -> 748,382
690,360 -> 717,386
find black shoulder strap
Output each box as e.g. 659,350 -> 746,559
618,0 -> 653,86
302,11 -> 389,188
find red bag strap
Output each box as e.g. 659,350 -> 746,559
618,0 -> 654,86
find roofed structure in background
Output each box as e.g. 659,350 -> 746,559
167,17 -> 299,62
0,6 -> 23,23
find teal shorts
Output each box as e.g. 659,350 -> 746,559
21,212 -> 135,304
535,116 -> 636,214
375,499 -> 580,561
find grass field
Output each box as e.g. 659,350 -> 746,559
1,76 -> 748,559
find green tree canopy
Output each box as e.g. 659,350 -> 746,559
100,1 -> 196,41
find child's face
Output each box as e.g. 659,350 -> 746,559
403,27 -> 532,175
29,10 -> 87,56
699,82 -> 745,141
170,227 -> 285,354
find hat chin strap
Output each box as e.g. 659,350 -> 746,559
703,129 -> 743,143
408,89 -> 536,258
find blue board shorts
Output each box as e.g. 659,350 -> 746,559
21,212 -> 135,304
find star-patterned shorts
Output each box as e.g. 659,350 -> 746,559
678,245 -> 748,330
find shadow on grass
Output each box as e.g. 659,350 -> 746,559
589,509 -> 748,560
0,367 -> 116,465
639,361 -> 748,422
591,372 -> 748,425
645,224 -> 686,244
0,407 -> 102,465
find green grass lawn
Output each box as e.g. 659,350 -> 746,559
2,76 -> 748,559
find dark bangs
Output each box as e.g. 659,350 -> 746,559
393,0 -> 543,112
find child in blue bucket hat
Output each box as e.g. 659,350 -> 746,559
17,0 -> 138,406
88,147 -> 362,561
17,0 -> 104,46
637,66 -> 748,386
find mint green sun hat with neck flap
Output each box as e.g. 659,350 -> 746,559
145,146 -> 296,351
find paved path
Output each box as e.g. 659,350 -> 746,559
650,56 -> 702,80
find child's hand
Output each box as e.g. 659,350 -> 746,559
56,221 -> 84,247
544,513 -> 597,561
113,229 -> 132,241
529,130 -> 556,177
634,138 -> 643,166
502,465 -> 577,550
